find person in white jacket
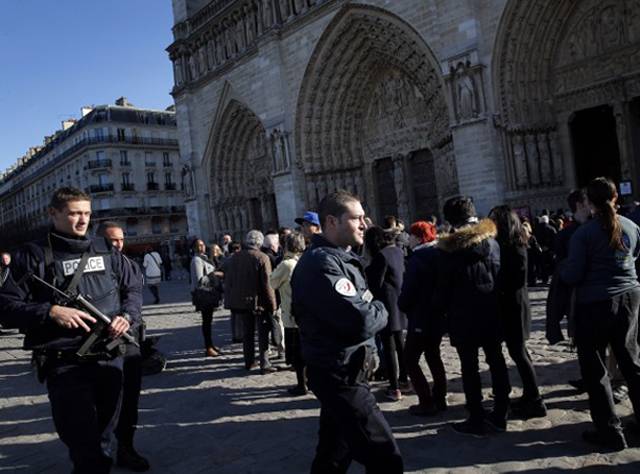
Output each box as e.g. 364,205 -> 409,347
143,247 -> 163,304
269,231 -> 307,395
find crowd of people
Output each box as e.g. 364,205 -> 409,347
2,177 -> 640,473
185,178 -> 640,470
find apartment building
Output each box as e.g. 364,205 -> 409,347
0,98 -> 188,253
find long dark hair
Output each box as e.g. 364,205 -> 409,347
489,205 -> 527,247
587,177 -> 624,250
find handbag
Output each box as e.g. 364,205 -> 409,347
192,268 -> 222,312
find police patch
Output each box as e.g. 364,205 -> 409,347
62,256 -> 106,276
334,278 -> 356,297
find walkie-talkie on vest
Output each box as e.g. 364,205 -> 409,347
29,273 -> 139,356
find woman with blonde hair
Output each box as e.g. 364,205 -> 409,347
270,231 -> 307,395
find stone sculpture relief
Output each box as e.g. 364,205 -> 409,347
168,0 -> 329,91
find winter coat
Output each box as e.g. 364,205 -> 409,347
190,254 -> 216,292
365,245 -> 406,333
497,243 -> 531,343
223,246 -> 276,314
269,253 -> 299,328
398,245 -> 445,338
433,219 -> 501,347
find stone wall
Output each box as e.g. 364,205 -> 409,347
170,0 -> 640,241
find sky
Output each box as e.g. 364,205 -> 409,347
0,0 -> 176,172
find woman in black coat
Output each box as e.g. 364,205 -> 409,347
490,205 -> 546,419
365,226 -> 408,401
398,221 -> 447,416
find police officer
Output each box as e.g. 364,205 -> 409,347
0,187 -> 142,474
291,190 -> 403,474
97,221 -> 149,472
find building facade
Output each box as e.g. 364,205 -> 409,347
168,0 -> 640,241
0,99 -> 188,253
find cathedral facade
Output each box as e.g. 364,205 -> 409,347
168,0 -> 640,241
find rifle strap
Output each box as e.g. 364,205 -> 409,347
44,234 -> 56,286
64,251 -> 91,296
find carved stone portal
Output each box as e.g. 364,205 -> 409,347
495,0 -> 640,194
208,100 -> 277,238
295,5 -> 458,218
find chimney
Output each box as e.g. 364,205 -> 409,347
81,106 -> 93,117
61,119 -> 77,130
115,97 -> 133,107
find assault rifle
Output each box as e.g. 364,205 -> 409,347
30,274 -> 139,357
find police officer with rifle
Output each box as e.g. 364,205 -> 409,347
291,190 -> 403,474
0,187 -> 142,474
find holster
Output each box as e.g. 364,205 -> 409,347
31,351 -> 50,384
346,345 -> 374,385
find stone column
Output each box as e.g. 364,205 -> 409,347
613,101 -> 634,182
557,112 -> 577,190
392,153 -> 410,223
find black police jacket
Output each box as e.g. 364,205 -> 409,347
0,230 -> 143,351
290,234 -> 388,370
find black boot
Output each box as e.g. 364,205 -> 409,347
117,443 -> 151,472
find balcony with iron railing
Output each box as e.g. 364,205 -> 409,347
86,158 -> 112,170
86,183 -> 114,194
165,183 -> 177,191
8,134 -> 179,191
147,182 -> 159,191
121,183 -> 135,192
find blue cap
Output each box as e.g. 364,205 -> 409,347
295,211 -> 320,227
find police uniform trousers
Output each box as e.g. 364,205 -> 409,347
46,357 -> 123,474
115,343 -> 143,449
575,288 -> 640,433
307,365 -> 403,474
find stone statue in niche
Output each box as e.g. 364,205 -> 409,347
453,61 -> 478,121
245,5 -> 255,44
261,0 -> 275,29
278,0 -> 291,22
600,5 -> 625,51
173,58 -> 184,86
270,129 -> 290,172
181,164 -> 195,199
198,44 -> 207,73
292,0 -> 306,15
188,54 -> 198,80
222,18 -> 234,59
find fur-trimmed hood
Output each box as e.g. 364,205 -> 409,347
438,219 -> 497,253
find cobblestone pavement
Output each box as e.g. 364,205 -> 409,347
1,280 -> 640,473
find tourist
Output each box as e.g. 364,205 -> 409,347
399,221 -> 447,416
364,225 -> 407,401
559,177 -> 640,451
269,231 -> 307,395
143,247 -> 163,304
224,230 -> 277,373
489,205 -> 546,419
191,239 -> 223,358
435,196 -> 510,436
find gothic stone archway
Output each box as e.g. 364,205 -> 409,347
209,99 -> 277,238
494,0 -> 640,207
295,4 -> 458,223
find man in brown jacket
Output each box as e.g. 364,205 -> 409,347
224,230 -> 277,373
